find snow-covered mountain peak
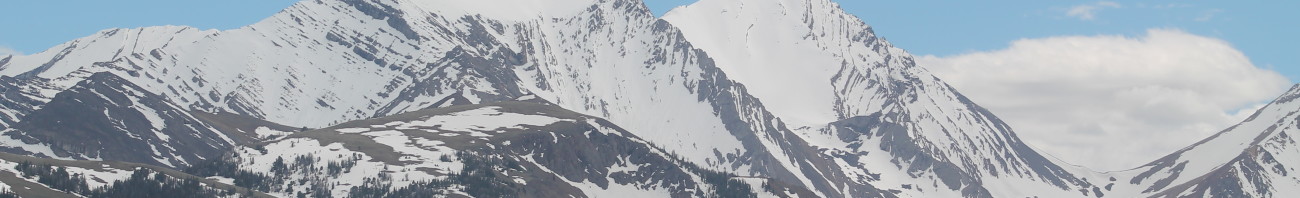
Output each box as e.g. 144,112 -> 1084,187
319,0 -> 640,23
665,0 -> 1103,196
1094,84 -> 1300,197
663,0 -> 914,128
402,0 -> 602,21
0,26 -> 215,79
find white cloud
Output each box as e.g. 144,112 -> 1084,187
1067,1 -> 1122,20
918,29 -> 1291,171
0,46 -> 20,57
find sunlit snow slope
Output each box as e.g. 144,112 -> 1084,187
1070,85 -> 1300,198
666,0 -> 1096,197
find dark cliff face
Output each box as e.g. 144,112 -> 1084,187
2,72 -> 283,168
0,75 -> 50,129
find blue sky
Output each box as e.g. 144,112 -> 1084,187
0,0 -> 297,54
1,0 -> 1296,81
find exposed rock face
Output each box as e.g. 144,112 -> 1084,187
0,72 -> 288,168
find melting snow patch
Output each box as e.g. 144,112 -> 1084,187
255,127 -> 293,141
206,176 -> 235,185
411,137 -> 446,148
133,104 -> 168,130
402,106 -> 569,135
0,130 -> 76,160
336,128 -> 370,133
365,130 -> 409,148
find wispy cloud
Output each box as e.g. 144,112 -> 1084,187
919,29 -> 1290,171
1067,1 -> 1122,20
1196,9 -> 1223,22
1150,3 -> 1192,9
0,46 -> 20,57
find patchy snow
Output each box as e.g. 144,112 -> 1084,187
732,177 -> 785,198
147,143 -> 175,168
0,158 -> 134,191
0,130 -> 80,161
520,154 -> 674,197
336,128 -> 370,133
254,126 -> 293,140
67,166 -> 133,189
206,176 -> 235,184
235,137 -> 458,197
398,106 -> 568,133
133,103 -> 168,131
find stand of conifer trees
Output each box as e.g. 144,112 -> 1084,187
14,161 -> 233,198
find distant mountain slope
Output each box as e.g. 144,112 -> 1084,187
0,72 -> 289,168
187,98 -> 812,197
1076,85 -> 1300,198
665,0 -> 1093,197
